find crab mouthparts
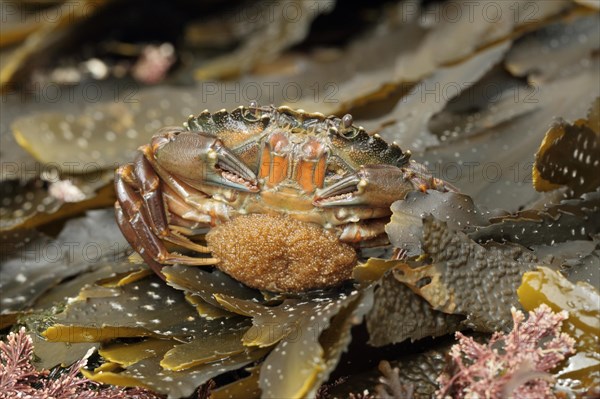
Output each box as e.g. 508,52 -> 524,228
214,147 -> 258,191
220,169 -> 258,190
313,175 -> 361,205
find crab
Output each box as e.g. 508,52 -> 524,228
114,104 -> 453,291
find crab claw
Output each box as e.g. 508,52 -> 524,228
313,164 -> 413,207
153,131 -> 258,192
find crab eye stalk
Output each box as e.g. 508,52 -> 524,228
342,114 -> 353,128
337,114 -> 360,139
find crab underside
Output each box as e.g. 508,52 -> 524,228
115,105 -> 453,292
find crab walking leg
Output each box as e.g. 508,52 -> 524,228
162,184 -> 212,229
115,165 -> 219,267
115,203 -> 165,277
131,152 -> 212,253
404,161 -> 460,193
337,218 -> 389,244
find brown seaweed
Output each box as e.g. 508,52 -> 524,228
195,0 -> 335,79
0,173 -> 114,232
385,190 -> 491,257
162,264 -> 263,309
37,270 -> 271,397
210,365 -> 261,399
393,216 -> 538,331
366,270 -> 463,347
413,10 -> 599,211
469,189 -> 600,247
159,319 -> 250,371
297,0 -> 571,116
258,288 -> 370,398
361,41 -> 511,152
426,65 -> 540,144
533,98 -> 600,196
421,54 -> 599,211
0,1 -> 107,90
506,13 -> 599,84
184,293 -> 236,320
215,294 -> 325,348
1,209 -> 129,314
84,339 -> 269,398
42,275 -> 204,341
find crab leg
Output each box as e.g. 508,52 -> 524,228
141,145 -> 236,225
131,152 -> 212,254
337,218 -> 389,244
162,184 -> 212,226
115,202 -> 165,277
315,163 -> 456,209
404,161 -> 459,192
115,164 -> 219,271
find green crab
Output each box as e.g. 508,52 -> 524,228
114,104 -> 452,290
